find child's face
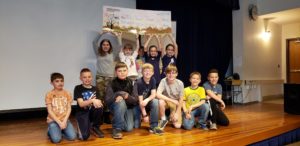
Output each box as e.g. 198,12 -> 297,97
149,47 -> 158,57
116,67 -> 128,80
166,46 -> 175,57
80,71 -> 93,86
142,68 -> 153,79
166,70 -> 177,82
208,73 -> 219,86
51,78 -> 64,90
138,49 -> 144,56
190,74 -> 201,87
102,41 -> 111,52
123,48 -> 133,56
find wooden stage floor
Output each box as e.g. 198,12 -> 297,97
1,101 -> 300,146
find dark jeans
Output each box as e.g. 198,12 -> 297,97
208,98 -> 230,126
76,107 -> 103,140
145,99 -> 159,129
109,100 -> 140,131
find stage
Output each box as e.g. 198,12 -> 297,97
1,100 -> 300,146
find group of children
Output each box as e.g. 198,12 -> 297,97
45,32 -> 229,143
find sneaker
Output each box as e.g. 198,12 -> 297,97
158,120 -> 168,130
112,129 -> 122,139
200,125 -> 209,131
210,123 -> 217,130
194,123 -> 201,129
91,127 -> 104,138
149,127 -> 164,135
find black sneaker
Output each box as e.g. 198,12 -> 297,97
158,120 -> 168,130
112,129 -> 122,139
149,127 -> 163,135
91,127 -> 104,138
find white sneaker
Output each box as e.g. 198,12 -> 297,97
210,123 -> 217,130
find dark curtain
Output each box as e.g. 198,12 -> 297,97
137,0 -> 239,86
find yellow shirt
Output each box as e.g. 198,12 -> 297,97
183,86 -> 206,109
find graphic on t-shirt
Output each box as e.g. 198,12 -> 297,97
186,93 -> 200,106
51,95 -> 68,114
142,88 -> 150,99
82,91 -> 95,101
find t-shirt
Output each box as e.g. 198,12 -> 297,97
203,81 -> 222,95
161,55 -> 176,78
96,53 -> 115,77
157,78 -> 184,100
45,89 -> 72,123
136,77 -> 156,100
145,52 -> 161,84
119,51 -> 138,77
136,56 -> 145,78
183,86 -> 206,109
73,84 -> 98,112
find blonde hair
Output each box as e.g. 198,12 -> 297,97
142,63 -> 154,72
165,64 -> 178,74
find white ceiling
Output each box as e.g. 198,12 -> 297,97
260,7 -> 300,24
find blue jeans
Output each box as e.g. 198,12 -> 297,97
183,103 -> 209,130
146,99 -> 159,128
110,100 -> 140,131
47,120 -> 76,143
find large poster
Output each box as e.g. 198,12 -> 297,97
103,6 -> 172,34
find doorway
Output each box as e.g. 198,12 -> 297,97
287,38 -> 300,83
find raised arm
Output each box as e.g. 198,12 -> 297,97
134,34 -> 140,55
160,34 -> 166,56
143,34 -> 153,52
167,34 -> 178,58
93,34 -> 102,56
154,34 -> 162,52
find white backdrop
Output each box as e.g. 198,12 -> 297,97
0,0 -> 136,111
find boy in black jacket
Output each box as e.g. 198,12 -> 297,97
105,62 -> 139,139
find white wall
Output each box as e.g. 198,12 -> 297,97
233,0 -> 283,103
258,0 -> 300,15
0,0 -> 136,111
281,23 -> 300,82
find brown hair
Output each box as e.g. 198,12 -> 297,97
165,44 -> 175,51
98,39 -> 113,56
80,68 -> 91,75
165,64 -> 178,74
115,62 -> 128,71
50,72 -> 64,82
190,71 -> 201,79
208,69 -> 219,76
123,44 -> 133,50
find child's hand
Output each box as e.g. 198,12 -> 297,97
92,99 -> 103,108
58,121 -> 67,130
220,100 -> 226,110
142,115 -> 149,123
123,92 -> 129,99
171,99 -> 179,105
115,96 -> 123,103
185,113 -> 191,119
